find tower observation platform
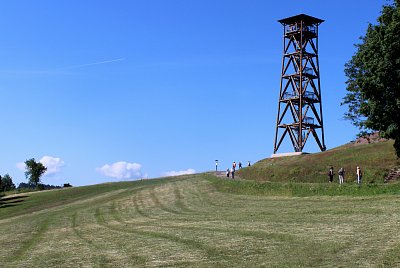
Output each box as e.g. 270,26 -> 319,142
272,14 -> 326,157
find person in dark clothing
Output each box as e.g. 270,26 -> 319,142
328,167 -> 334,183
239,162 -> 242,169
338,167 -> 345,184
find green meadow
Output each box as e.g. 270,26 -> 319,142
1,141 -> 400,267
1,175 -> 400,267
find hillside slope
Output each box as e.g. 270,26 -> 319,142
237,140 -> 399,183
2,174 -> 400,267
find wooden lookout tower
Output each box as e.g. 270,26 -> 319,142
273,14 -> 326,155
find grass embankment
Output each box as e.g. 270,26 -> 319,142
2,173 -> 400,267
210,176 -> 400,197
237,140 -> 399,183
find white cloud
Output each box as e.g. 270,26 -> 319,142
16,156 -> 64,176
16,162 -> 25,171
97,161 -> 144,180
40,156 -> 65,176
162,169 -> 196,177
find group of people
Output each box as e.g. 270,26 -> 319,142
328,166 -> 363,184
226,161 -> 251,179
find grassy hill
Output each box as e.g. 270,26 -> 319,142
237,140 -> 399,183
1,141 -> 400,267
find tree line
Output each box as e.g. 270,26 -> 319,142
343,0 -> 400,157
1,158 -> 62,194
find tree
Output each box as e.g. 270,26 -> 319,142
342,0 -> 400,157
24,158 -> 47,187
0,174 -> 16,192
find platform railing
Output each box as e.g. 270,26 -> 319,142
285,24 -> 316,34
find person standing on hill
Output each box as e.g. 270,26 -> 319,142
239,162 -> 242,169
328,167 -> 334,183
233,161 -> 237,171
226,168 -> 230,178
231,168 -> 235,179
247,161 -> 251,167
356,166 -> 362,184
338,167 -> 345,184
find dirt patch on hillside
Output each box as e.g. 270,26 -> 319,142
353,132 -> 388,145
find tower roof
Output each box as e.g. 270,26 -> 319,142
278,14 -> 324,25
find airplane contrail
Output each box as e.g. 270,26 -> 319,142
59,58 -> 126,70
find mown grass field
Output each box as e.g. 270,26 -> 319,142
2,173 -> 400,267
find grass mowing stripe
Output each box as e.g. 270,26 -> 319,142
71,212 -> 100,249
186,186 -> 217,208
100,202 -> 150,265
72,211 -> 114,266
95,205 -> 235,262
109,218 -> 346,256
13,217 -> 51,261
102,198 -> 342,267
0,176 -> 188,221
378,243 -> 400,267
73,210 -> 128,267
132,192 -> 154,219
172,183 -> 195,213
105,184 -> 337,265
149,188 -> 182,215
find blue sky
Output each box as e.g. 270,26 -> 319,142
0,0 -> 388,186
